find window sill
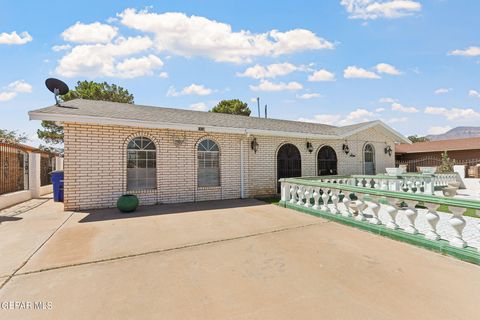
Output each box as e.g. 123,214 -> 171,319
125,188 -> 158,194
197,186 -> 222,190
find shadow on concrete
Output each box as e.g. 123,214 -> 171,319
79,199 -> 269,223
0,216 -> 23,224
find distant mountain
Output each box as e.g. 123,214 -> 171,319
426,127 -> 480,141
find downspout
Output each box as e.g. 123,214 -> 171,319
240,137 -> 245,199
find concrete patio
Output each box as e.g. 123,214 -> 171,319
0,198 -> 479,319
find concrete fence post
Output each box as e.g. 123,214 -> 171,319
29,152 -> 41,198
55,156 -> 64,171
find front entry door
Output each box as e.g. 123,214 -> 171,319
277,144 -> 301,192
317,146 -> 337,176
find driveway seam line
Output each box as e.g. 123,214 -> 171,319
12,220 -> 330,278
0,211 -> 75,290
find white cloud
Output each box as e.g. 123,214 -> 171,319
375,63 -> 401,75
115,54 -> 164,78
190,102 -> 208,111
52,44 -> 71,52
340,0 -> 422,20
468,90 -> 480,98
344,66 -> 380,79
0,92 -> 17,101
118,8 -> 333,63
425,106 -> 480,120
159,72 -> 169,78
237,63 -> 300,79
427,126 -> 452,135
0,80 -> 32,102
167,84 -> 213,96
296,93 -> 322,99
308,69 -> 335,82
448,46 -> 480,57
61,22 -> 118,43
0,31 -> 32,45
298,108 -> 374,126
379,97 -> 396,103
55,36 -> 156,78
7,80 -> 32,93
249,80 -> 303,92
434,88 -> 451,95
391,102 -> 418,113
375,107 -> 386,112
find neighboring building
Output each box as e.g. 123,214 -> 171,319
29,99 -> 409,210
396,137 -> 480,161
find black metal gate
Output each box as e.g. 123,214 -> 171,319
317,146 -> 337,175
277,144 -> 301,191
0,143 -> 29,195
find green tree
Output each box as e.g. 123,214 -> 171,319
0,129 -> 27,144
37,81 -> 135,146
408,135 -> 429,143
210,99 -> 251,116
438,151 -> 455,173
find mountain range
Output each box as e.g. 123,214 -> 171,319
426,127 -> 480,141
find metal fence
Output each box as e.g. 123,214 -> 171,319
0,143 -> 29,195
396,156 -> 480,173
40,154 -> 54,186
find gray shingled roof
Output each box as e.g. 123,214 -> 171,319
29,99 -> 403,140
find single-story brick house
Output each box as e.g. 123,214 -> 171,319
29,99 -> 409,210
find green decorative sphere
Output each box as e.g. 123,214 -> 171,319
117,194 -> 139,213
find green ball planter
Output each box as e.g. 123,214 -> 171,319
117,194 -> 139,213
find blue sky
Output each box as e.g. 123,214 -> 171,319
1,0 -> 479,146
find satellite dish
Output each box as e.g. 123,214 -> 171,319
45,78 -> 69,105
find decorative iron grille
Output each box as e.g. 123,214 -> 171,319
0,143 -> 29,195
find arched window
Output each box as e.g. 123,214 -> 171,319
197,139 -> 220,187
364,143 -> 376,175
127,137 -> 157,190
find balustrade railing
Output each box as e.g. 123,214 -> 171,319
280,178 -> 480,257
315,173 -> 462,196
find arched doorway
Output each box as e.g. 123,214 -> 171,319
364,143 -> 376,175
277,144 -> 301,191
317,146 -> 337,176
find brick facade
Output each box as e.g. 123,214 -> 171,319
63,122 -> 396,210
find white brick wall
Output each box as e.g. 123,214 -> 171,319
63,123 -> 395,210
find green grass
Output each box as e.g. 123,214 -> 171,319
415,203 -> 478,218
256,196 -> 280,205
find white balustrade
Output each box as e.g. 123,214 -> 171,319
384,198 -> 399,230
304,188 -> 312,208
330,189 -> 340,214
297,187 -> 305,206
367,195 -> 381,225
321,190 -> 329,212
312,188 -> 320,210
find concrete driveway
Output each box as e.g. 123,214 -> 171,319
0,198 -> 479,319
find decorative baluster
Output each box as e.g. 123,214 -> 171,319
304,187 -> 312,208
448,206 -> 467,248
321,189 -> 330,212
384,198 -> 399,230
312,188 -> 320,210
424,203 -> 440,241
407,180 -> 414,193
373,179 -> 379,189
289,184 -> 297,204
330,189 -> 340,214
403,200 -> 419,234
342,193 -> 352,217
356,178 -> 363,187
368,196 -> 382,225
355,195 -> 367,222
296,186 -> 304,206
